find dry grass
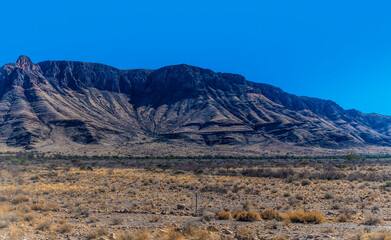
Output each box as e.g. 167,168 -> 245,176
216,211 -> 233,220
366,232 -> 391,240
36,219 -> 53,231
364,215 -> 383,225
272,236 -> 289,240
86,228 -> 107,240
260,209 -> 283,221
284,209 -> 325,224
11,194 -> 29,205
0,161 -> 391,239
232,210 -> 262,222
351,230 -> 391,240
338,214 -> 348,222
9,225 -> 24,240
118,229 -> 153,240
117,226 -> 220,240
56,220 -> 72,233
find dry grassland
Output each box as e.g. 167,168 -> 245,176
0,158 -> 391,239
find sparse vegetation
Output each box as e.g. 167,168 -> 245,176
233,210 -> 262,222
216,211 -> 233,220
0,155 -> 391,238
284,210 -> 325,224
364,215 -> 383,225
260,209 -> 283,221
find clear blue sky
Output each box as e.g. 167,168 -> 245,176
1,1 -> 391,115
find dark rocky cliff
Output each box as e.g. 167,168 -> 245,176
0,55 -> 390,151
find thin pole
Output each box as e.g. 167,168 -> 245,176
195,193 -> 198,216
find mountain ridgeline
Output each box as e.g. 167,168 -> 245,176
0,55 -> 390,152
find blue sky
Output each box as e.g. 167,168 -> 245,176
1,1 -> 391,114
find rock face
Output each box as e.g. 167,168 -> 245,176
0,55 -> 390,151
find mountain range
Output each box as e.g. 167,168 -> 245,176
0,55 -> 390,155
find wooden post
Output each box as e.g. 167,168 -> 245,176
195,193 -> 198,216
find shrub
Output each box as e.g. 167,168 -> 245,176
201,211 -> 215,222
370,205 -> 379,215
11,195 -> 29,205
106,169 -> 114,175
295,193 -> 304,200
352,230 -> 391,240
0,211 -> 18,228
315,170 -> 346,180
366,231 -> 391,240
10,225 -> 24,240
163,228 -> 185,240
31,203 -> 59,212
112,217 -> 123,225
284,209 -> 325,224
324,192 -> 333,199
260,209 -> 283,221
243,200 -> 252,211
381,182 -> 391,189
0,219 -> 9,229
331,203 -> 341,210
23,214 -> 34,222
364,215 -> 382,225
216,211 -> 233,220
77,207 -> 90,217
338,214 -> 348,222
86,228 -> 107,240
236,226 -> 257,240
118,229 -> 153,240
200,185 -> 229,194
272,236 -> 289,240
150,215 -> 162,222
56,220 -> 72,233
36,219 -> 53,231
233,210 -> 262,222
301,179 -> 311,186
241,168 -> 295,179
339,207 -> 356,219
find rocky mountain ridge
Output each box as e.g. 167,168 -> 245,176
0,55 -> 390,154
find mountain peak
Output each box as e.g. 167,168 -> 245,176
0,56 -> 391,152
16,55 -> 34,69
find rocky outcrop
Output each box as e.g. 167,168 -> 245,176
0,55 -> 390,151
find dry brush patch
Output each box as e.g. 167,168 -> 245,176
284,209 -> 325,224
0,160 -> 390,239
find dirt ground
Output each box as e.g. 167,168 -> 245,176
1,158 -> 391,239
